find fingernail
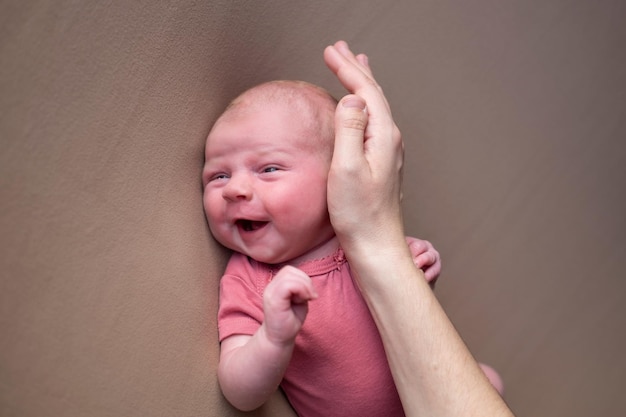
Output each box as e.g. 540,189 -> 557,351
342,96 -> 366,111
336,40 -> 349,52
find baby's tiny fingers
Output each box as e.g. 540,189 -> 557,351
408,238 -> 428,256
413,251 -> 436,268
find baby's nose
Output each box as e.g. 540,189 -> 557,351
222,175 -> 253,201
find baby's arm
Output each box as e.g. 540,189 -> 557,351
218,266 -> 317,411
406,237 -> 441,286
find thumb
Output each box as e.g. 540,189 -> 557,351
332,95 -> 369,171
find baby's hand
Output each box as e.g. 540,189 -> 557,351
406,237 -> 441,286
263,266 -> 318,346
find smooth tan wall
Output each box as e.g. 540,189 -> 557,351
1,1 -> 624,416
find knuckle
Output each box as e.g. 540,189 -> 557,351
341,114 -> 368,131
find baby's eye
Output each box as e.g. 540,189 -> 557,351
210,173 -> 230,181
262,166 -> 280,173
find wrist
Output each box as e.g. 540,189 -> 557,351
337,222 -> 408,263
344,241 -> 420,291
259,322 -> 297,353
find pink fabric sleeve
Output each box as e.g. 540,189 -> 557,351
217,253 -> 266,341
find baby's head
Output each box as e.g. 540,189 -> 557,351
218,80 -> 337,157
203,81 -> 340,265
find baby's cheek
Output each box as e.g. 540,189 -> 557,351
203,192 -> 222,220
296,195 -> 330,223
204,206 -> 226,240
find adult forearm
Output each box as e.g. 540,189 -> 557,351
324,39 -> 515,417
348,247 -> 513,417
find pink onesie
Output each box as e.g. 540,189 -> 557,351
218,248 -> 405,417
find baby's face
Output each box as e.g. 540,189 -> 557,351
202,102 -> 336,265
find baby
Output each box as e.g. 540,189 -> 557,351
202,80 -> 499,416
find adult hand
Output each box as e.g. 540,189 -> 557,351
323,41 -> 406,255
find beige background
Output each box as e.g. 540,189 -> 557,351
1,1 -> 624,416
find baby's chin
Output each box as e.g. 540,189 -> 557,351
246,252 -> 292,266
219,242 -> 284,265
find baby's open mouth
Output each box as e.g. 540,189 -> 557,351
237,219 -> 269,232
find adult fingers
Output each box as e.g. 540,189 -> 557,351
323,41 -> 391,116
334,41 -> 374,80
331,94 -> 369,173
325,41 -> 402,173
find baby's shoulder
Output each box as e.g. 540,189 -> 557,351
224,252 -> 272,283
